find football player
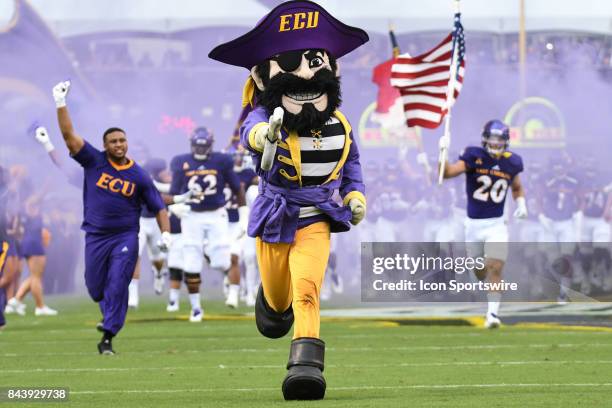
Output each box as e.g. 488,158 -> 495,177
169,127 -> 246,322
224,146 -> 258,307
538,157 -> 580,302
578,163 -> 611,293
127,158 -> 170,309
440,119 -> 527,328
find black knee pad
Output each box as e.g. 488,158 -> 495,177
169,268 -> 183,282
282,337 -> 326,400
255,286 -> 293,339
184,272 -> 201,286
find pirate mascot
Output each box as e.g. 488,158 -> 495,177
209,1 -> 368,400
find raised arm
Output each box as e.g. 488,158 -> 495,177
53,81 -> 84,155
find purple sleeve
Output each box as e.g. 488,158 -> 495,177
339,131 -> 366,200
239,107 -> 268,154
140,174 -> 165,214
71,141 -> 100,169
459,147 -> 476,170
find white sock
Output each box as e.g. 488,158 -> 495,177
487,292 -> 501,316
169,288 -> 180,304
129,279 -> 139,298
244,257 -> 258,298
228,284 -> 240,298
189,293 -> 201,310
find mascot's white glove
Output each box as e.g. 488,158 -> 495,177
259,107 -> 284,171
35,126 -> 55,153
168,203 -> 190,219
238,206 -> 249,237
158,231 -> 172,252
349,198 -> 366,226
53,80 -> 71,108
438,135 -> 450,150
513,196 -> 528,219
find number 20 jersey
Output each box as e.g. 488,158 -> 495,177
459,146 -> 523,219
169,152 -> 240,212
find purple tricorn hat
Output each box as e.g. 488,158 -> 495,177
208,0 -> 369,69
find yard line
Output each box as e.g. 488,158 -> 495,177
4,343 -> 611,357
4,360 -> 612,374
3,329 -> 606,345
69,383 -> 612,395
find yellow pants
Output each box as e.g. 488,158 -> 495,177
256,222 -> 330,339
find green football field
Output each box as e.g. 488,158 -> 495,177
1,297 -> 611,407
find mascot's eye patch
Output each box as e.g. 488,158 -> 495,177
272,50 -> 304,72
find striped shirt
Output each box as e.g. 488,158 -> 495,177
299,117 -> 345,187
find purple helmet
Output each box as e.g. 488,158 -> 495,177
481,119 -> 509,157
191,127 -> 214,160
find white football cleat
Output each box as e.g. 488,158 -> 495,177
225,289 -> 239,309
4,303 -> 15,314
35,305 -> 58,316
153,271 -> 164,295
166,301 -> 179,312
7,298 -> 25,316
189,308 -> 203,323
484,312 -> 501,329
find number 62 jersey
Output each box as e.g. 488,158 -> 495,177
460,146 -> 523,219
169,152 -> 240,211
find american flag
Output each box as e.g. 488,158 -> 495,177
390,13 -> 466,129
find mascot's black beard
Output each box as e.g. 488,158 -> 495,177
258,69 -> 341,135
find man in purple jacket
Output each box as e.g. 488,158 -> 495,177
52,80 -> 170,355
209,0 -> 367,400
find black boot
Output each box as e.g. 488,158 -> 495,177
282,337 -> 326,400
255,286 -> 293,338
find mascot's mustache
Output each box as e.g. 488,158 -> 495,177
263,68 -> 340,97
259,69 -> 342,134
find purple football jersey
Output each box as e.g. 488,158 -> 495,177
71,142 -> 165,233
169,152 -> 241,212
459,146 -> 523,219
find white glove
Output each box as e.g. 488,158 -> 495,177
52,80 -> 71,108
158,231 -> 172,252
438,135 -> 450,150
513,196 -> 528,219
538,213 -> 553,231
349,198 -> 366,226
416,152 -> 429,166
267,107 -> 283,143
35,126 -> 54,153
168,203 -> 190,219
238,206 -> 249,237
173,189 -> 196,204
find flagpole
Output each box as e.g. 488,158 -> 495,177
438,0 -> 462,185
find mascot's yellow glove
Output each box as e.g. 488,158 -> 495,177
349,198 -> 366,226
